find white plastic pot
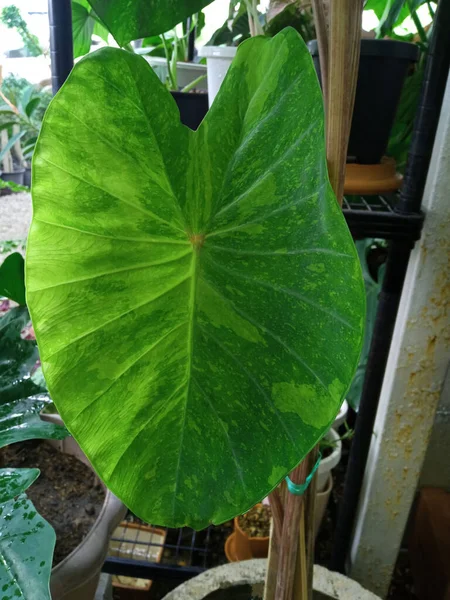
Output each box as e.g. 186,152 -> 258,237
317,427 -> 342,492
142,55 -> 208,91
333,399 -> 349,430
41,413 -> 127,600
162,559 -> 382,599
198,46 -> 237,106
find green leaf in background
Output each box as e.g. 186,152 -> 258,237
0,493 -> 54,600
0,130 -> 25,162
72,1 -> 95,58
86,0 -> 215,45
364,0 -> 428,38
0,178 -> 30,193
27,29 -> 365,528
93,18 -> 109,43
0,252 -> 26,305
346,240 -> 385,411
0,395 -> 68,448
0,306 -> 44,403
0,468 -> 39,503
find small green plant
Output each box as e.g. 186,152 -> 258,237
0,82 -> 51,167
319,422 -> 354,453
207,0 -> 316,46
0,5 -> 43,57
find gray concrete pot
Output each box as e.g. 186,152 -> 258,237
162,559 -> 381,600
41,413 -> 127,600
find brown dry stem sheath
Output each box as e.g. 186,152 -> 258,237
268,487 -> 284,544
311,0 -> 329,112
274,459 -> 311,600
326,0 -> 363,204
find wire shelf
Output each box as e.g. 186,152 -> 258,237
103,516 -> 231,582
342,193 -> 424,241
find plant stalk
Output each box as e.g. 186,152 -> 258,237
274,458 -> 310,600
311,0 -> 329,113
326,0 -> 362,204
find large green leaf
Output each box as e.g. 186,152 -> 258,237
0,468 -> 40,503
0,494 -> 54,600
0,253 -> 26,305
86,0 -> 214,45
0,306 -> 43,403
27,29 -> 365,528
0,395 -> 68,448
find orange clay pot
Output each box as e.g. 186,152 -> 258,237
225,504 -> 270,562
344,157 -> 402,195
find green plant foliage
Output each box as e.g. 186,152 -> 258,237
388,56 -> 425,170
364,0 -> 429,38
72,0 -> 110,58
0,468 -> 39,503
265,1 -> 315,42
206,1 -> 251,46
0,493 -> 54,600
0,306 -> 43,403
346,239 -> 385,411
0,82 -> 50,162
86,0 -> 214,45
72,1 -> 95,58
0,306 -> 67,599
0,178 -> 30,193
27,29 -> 365,528
0,5 -> 43,56
0,395 -> 68,447
0,252 -> 26,305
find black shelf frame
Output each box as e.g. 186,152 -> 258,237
342,193 -> 424,240
45,0 -> 449,585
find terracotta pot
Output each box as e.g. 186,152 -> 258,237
226,504 -> 269,562
225,476 -> 333,562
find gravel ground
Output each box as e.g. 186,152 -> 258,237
0,192 -> 32,257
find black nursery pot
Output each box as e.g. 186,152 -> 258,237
171,91 -> 209,131
24,166 -> 32,188
308,39 -> 419,164
0,168 -> 25,195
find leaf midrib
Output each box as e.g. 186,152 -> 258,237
172,245 -> 198,521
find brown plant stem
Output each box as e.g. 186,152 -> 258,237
269,488 -> 284,544
311,0 -> 329,112
326,0 -> 362,204
275,459 -> 310,600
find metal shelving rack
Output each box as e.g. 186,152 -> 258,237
46,0 -> 449,584
103,519 -> 216,581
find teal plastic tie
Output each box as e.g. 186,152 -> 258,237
285,453 -> 322,496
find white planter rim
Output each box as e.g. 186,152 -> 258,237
320,427 -> 342,472
143,56 -> 207,73
199,46 -> 237,59
333,399 -> 349,430
162,559 -> 381,599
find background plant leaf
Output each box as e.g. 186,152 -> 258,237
0,493 -> 54,600
86,0 -> 214,46
346,239 -> 385,411
72,1 -> 95,58
0,468 -> 40,503
0,253 -> 26,305
0,306 -> 43,403
0,395 -> 68,448
27,30 -> 365,528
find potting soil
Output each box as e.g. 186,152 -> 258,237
2,440 -> 105,565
